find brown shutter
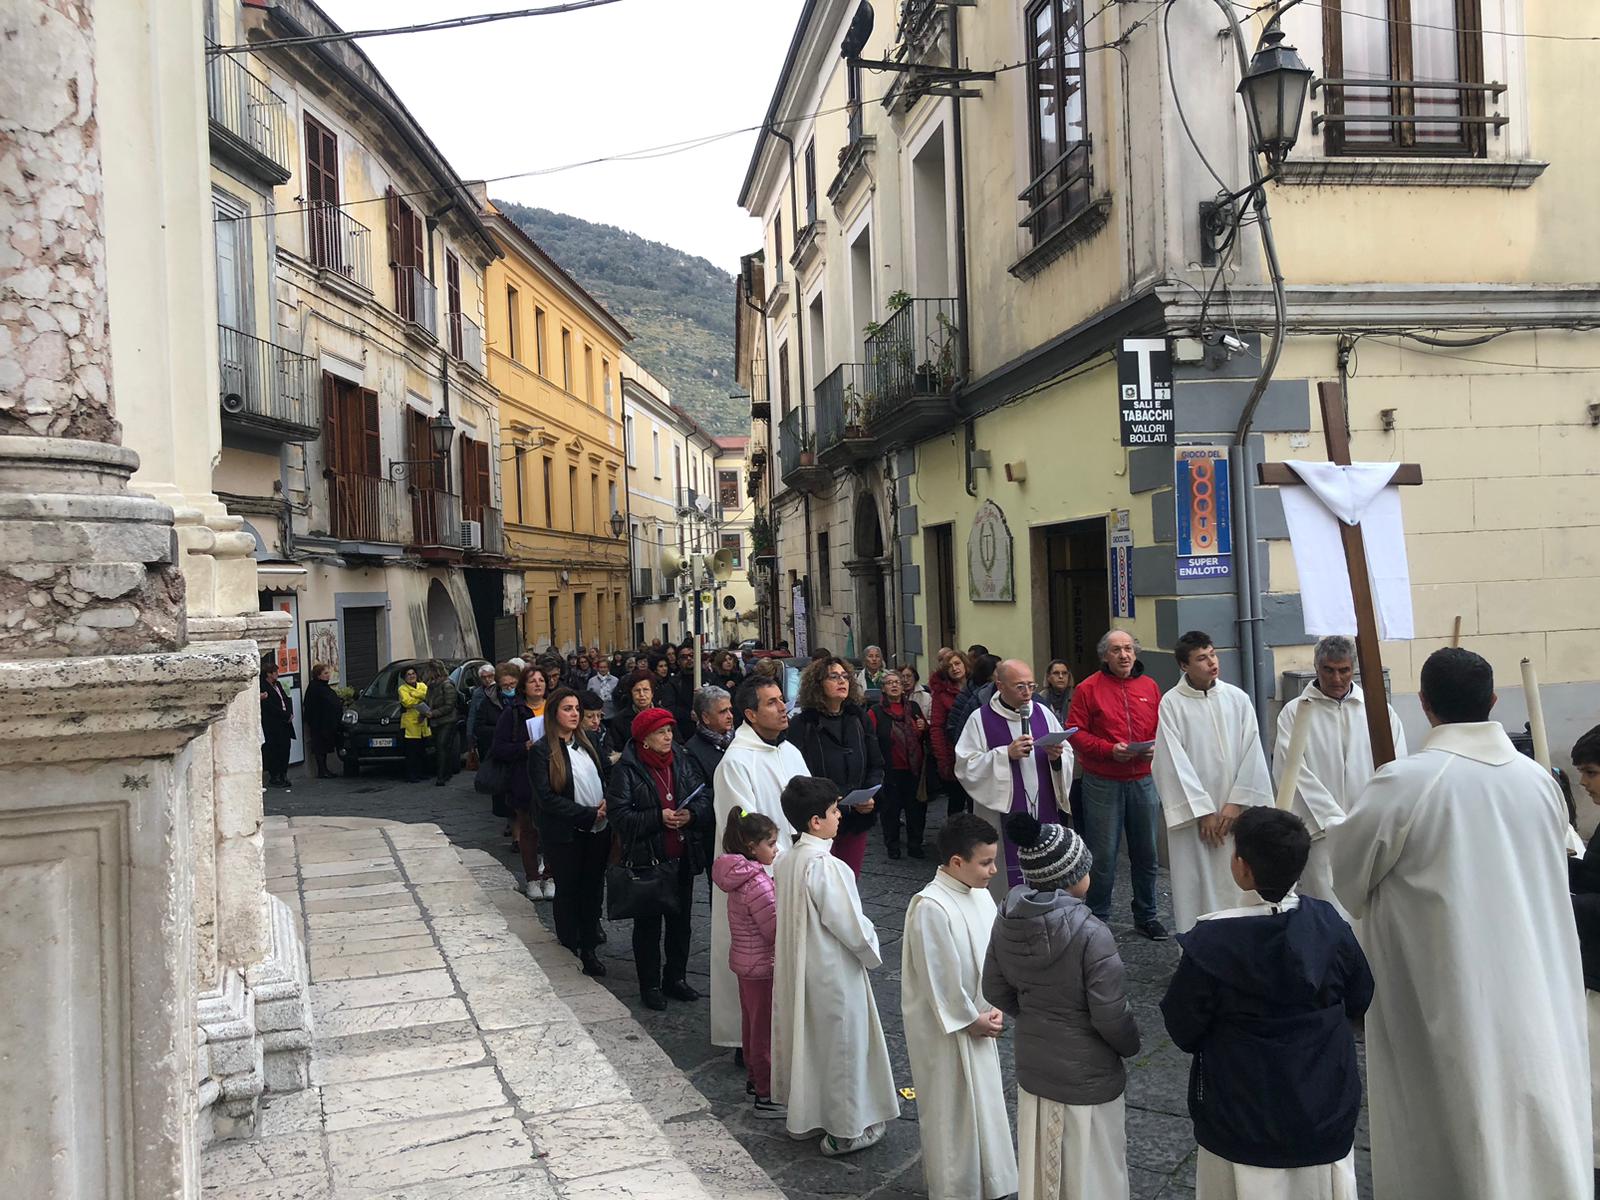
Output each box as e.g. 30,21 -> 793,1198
360,388 -> 381,477
476,441 -> 491,512
320,372 -> 340,474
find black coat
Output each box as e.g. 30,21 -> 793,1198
1570,825 -> 1600,992
491,702 -> 539,810
609,704 -> 651,753
785,704 -> 884,835
473,689 -> 507,754
606,742 -> 712,875
1160,896 -> 1373,1169
528,735 -> 610,845
681,729 -> 729,866
260,679 -> 295,743
303,678 -> 343,752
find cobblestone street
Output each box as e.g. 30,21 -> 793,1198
269,765 -> 1373,1200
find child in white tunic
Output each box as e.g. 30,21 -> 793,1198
1161,807 -> 1372,1200
983,812 -> 1141,1200
902,814 -> 1019,1200
771,777 -> 901,1156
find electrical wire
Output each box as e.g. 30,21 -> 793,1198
207,0 -> 626,55
1164,0 -> 1233,193
1231,0 -> 1600,42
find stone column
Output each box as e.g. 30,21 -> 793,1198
0,4 -> 259,1197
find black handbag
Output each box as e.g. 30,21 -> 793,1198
606,828 -> 682,922
474,755 -> 511,795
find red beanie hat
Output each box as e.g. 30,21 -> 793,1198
631,706 -> 676,743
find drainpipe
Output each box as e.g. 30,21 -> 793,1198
947,0 -> 972,379
769,123 -> 815,651
1212,0 -> 1287,743
740,283 -> 780,647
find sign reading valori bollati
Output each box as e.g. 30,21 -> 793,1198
1174,446 -> 1233,580
967,500 -> 1015,602
1117,337 -> 1175,446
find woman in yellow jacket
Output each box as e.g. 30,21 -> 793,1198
398,665 -> 432,783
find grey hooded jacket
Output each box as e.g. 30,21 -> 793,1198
983,885 -> 1141,1105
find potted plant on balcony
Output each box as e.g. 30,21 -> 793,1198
797,432 -> 817,467
751,512 -> 776,559
915,309 -> 958,393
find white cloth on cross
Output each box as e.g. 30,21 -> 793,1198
1277,461 -> 1414,640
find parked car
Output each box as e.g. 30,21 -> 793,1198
339,657 -> 488,775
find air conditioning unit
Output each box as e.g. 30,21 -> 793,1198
458,519 -> 483,551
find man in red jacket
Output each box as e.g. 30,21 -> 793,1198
1066,630 -> 1166,939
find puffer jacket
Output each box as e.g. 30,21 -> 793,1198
929,674 -> 963,780
398,681 -> 431,739
983,885 -> 1141,1105
712,853 -> 777,980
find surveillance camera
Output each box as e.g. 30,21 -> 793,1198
1201,330 -> 1247,355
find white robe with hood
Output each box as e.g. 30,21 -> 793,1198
1272,681 -> 1406,922
771,832 -> 900,1139
902,871 -> 1017,1200
1151,678 -> 1273,931
710,722 -> 804,1046
1329,721 -> 1591,1200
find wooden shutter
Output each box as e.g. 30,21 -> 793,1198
360,389 -> 381,477
460,437 -> 480,510
304,115 -> 338,206
475,441 -> 491,512
320,372 -> 341,473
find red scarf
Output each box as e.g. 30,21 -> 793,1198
639,744 -> 682,858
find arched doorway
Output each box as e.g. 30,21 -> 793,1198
847,492 -> 889,660
425,578 -> 470,660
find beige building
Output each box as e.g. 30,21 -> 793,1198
208,0 -> 512,697
713,435 -> 759,645
740,0 -> 1600,749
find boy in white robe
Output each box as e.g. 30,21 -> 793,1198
771,776 -> 900,1156
1568,725 -> 1600,1193
710,678 -> 803,1049
1152,631 -> 1272,931
1162,807 -> 1372,1200
902,814 -> 1019,1200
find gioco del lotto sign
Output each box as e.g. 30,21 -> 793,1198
967,500 -> 1015,603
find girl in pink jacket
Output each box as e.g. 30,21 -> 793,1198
712,808 -> 782,1117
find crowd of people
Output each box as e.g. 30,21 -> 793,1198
263,629 -> 1600,1200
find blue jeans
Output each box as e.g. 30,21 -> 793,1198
1080,773 -> 1161,924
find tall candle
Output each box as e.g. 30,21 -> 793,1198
1275,698 -> 1314,811
1521,658 -> 1552,772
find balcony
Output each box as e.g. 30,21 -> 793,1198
635,568 -> 655,601
828,105 -> 876,207
448,311 -> 483,367
814,363 -> 877,468
778,407 -> 829,494
463,503 -> 505,557
790,220 -> 824,274
1012,142 -> 1111,279
409,488 -> 462,556
205,48 -> 292,183
306,204 -> 373,291
748,361 -> 771,422
328,472 -> 406,548
397,266 -> 438,339
677,486 -> 712,520
865,297 -> 961,447
218,325 -> 319,442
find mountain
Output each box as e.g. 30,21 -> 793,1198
493,201 -> 742,435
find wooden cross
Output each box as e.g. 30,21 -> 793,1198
1259,382 -> 1423,767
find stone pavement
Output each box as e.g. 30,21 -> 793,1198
201,813 -> 784,1199
267,766 -> 1374,1199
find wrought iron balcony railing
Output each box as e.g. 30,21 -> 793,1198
306,203 -> 373,290
410,487 -> 461,549
205,47 -> 291,179
218,324 -> 317,438
462,504 -> 504,555
866,297 -> 961,409
1019,142 -> 1093,245
328,472 -> 405,545
814,363 -> 872,457
778,406 -> 810,482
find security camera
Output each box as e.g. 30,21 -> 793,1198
1201,330 -> 1247,355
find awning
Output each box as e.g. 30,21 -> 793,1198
256,561 -> 309,591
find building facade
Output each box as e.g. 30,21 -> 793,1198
208,0 -> 512,700
712,435 -> 759,645
479,194 -> 631,655
740,0 -> 1600,751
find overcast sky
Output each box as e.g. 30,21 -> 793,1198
316,0 -> 805,272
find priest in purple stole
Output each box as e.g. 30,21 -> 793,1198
954,659 -> 1073,898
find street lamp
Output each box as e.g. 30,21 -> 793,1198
1237,26 -> 1313,169
387,412 -> 455,481
609,510 -> 625,539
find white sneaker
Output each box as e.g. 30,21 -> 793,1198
539,878 -> 556,901
819,1123 -> 885,1157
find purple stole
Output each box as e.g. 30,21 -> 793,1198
978,701 -> 1061,887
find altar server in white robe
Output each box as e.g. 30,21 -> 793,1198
902,814 -> 1018,1200
1330,647 -> 1591,1200
1272,634 -> 1407,923
955,659 -> 1072,900
1152,632 -> 1273,931
772,776 -> 901,1156
711,678 -> 802,1048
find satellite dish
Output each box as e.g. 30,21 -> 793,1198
710,548 -> 736,583
659,548 -> 684,579
840,1 -> 875,59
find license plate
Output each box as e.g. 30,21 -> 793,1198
368,737 -> 395,749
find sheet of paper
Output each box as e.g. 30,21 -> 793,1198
1033,728 -> 1078,748
841,785 -> 882,810
1125,739 -> 1156,755
525,715 -> 545,742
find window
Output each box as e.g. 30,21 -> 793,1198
673,445 -> 682,498
602,358 -> 613,417
569,465 -> 579,531
320,373 -> 382,541
773,212 -> 784,282
445,251 -> 463,358
303,114 -> 341,271
385,188 -> 427,324
1023,0 -> 1091,243
777,344 -> 792,419
718,469 -> 739,514
720,532 -> 743,569
817,531 -> 832,606
608,479 -> 619,522
584,345 -> 594,402
542,456 -> 554,526
213,194 -> 249,334
625,415 -> 636,465
513,447 -> 525,524
651,430 -> 661,478
573,593 -> 585,649
561,328 -> 573,391
534,306 -> 547,374
590,473 -> 599,533
548,595 -> 560,646
461,436 -> 492,517
1321,0 -> 1487,156
506,285 -> 520,360
803,142 -> 817,226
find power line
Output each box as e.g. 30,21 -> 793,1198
1232,0 -> 1600,42
207,0 -> 626,56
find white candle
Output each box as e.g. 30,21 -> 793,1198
1521,657 -> 1552,772
1275,698 -> 1315,811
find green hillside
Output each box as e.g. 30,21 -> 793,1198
494,201 -> 742,435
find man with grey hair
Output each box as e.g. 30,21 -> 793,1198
1273,634 -> 1406,921
1067,629 -> 1166,938
683,684 -> 736,863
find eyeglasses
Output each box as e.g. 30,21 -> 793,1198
1007,681 -> 1038,692
823,671 -> 851,682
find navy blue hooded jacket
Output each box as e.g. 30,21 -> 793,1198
1160,894 -> 1373,1169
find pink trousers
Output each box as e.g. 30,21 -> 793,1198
737,975 -> 774,1098
830,829 -> 869,876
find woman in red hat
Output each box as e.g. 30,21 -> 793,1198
607,706 -> 713,1011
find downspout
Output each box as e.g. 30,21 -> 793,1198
1211,0 -> 1287,742
947,0 -> 972,386
769,123 -> 815,652
740,283 -> 780,648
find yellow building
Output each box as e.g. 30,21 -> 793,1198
478,196 -> 632,654
712,436 -> 759,645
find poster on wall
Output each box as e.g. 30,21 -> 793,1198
967,500 -> 1015,603
1174,446 -> 1233,581
1117,338 -> 1175,446
1110,510 -> 1135,618
306,619 -> 340,685
268,594 -> 304,765
792,584 -> 809,659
